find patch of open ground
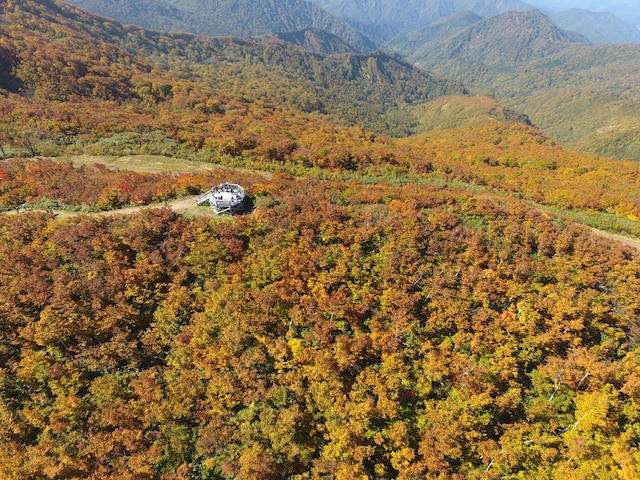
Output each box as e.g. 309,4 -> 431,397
62,154 -> 272,178
65,154 -> 219,174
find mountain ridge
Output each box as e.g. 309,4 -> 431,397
62,0 -> 377,51
268,28 -> 357,54
384,10 -> 485,55
408,10 -> 589,69
0,0 -> 472,165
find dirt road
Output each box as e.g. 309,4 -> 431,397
585,227 -> 640,251
3,195 -> 221,219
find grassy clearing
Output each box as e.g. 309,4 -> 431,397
57,154 -> 220,174
535,204 -> 640,239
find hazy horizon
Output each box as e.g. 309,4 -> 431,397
529,0 -> 628,9
527,0 -> 640,25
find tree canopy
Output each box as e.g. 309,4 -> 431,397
1,171 -> 640,478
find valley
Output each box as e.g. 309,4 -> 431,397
57,0 -> 640,161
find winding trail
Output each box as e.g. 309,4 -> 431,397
10,196 -> 640,253
92,195 -> 210,217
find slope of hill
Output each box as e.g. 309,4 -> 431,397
0,0 -> 150,101
269,28 -> 357,54
3,155 -> 640,479
388,9 -> 640,161
551,8 -> 640,44
407,94 -> 532,132
383,10 -> 484,55
62,0 -> 377,51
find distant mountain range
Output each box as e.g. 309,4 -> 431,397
391,10 -> 589,71
383,10 -> 485,54
550,9 -> 640,44
306,0 -> 534,32
386,9 -> 640,160
530,0 -> 640,27
63,0 -> 640,49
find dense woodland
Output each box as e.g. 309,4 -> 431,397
2,0 -> 640,479
2,171 -> 640,479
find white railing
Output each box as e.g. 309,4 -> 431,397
195,183 -> 245,214
196,191 -> 215,206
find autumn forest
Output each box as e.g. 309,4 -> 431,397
2,0 -> 640,479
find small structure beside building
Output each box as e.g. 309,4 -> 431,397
196,182 -> 245,214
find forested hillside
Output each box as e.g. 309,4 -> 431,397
56,0 -> 640,162
0,0 -> 464,155
397,10 -> 588,69
2,0 -> 640,224
2,1 -> 640,478
269,29 -> 357,55
383,10 -> 484,55
2,162 -> 640,479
